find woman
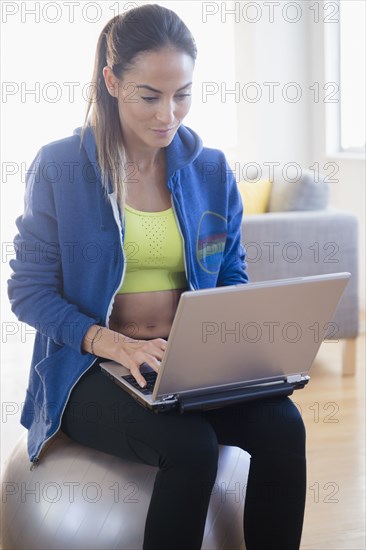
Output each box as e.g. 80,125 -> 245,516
8,5 -> 306,549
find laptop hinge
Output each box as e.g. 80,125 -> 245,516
286,374 -> 303,383
177,383 -> 295,413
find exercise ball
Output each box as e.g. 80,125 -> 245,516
1,430 -> 249,550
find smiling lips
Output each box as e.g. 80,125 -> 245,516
151,127 -> 175,134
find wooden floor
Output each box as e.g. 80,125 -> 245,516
1,331 -> 365,549
295,332 -> 365,549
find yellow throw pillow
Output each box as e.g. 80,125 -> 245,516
237,179 -> 272,215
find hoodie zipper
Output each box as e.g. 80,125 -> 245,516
105,191 -> 127,327
30,192 -> 127,468
30,355 -> 99,469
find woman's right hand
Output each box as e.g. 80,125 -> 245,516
115,337 -> 168,388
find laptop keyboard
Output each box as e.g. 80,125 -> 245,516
122,372 -> 158,395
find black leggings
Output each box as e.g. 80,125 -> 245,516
61,358 -> 306,550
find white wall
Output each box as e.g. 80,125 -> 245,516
234,2 -> 311,170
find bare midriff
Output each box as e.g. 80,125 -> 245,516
108,287 -> 187,340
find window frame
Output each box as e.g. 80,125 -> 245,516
324,0 -> 365,159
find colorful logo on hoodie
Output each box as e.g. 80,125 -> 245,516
196,211 -> 227,274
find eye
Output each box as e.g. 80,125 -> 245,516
175,93 -> 191,100
140,93 -> 191,103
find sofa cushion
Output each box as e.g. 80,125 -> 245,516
268,169 -> 330,212
237,179 -> 272,215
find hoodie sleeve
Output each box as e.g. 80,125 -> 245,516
216,157 -> 250,286
7,146 -> 100,355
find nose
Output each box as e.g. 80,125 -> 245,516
155,99 -> 175,125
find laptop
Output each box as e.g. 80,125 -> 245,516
100,272 -> 350,413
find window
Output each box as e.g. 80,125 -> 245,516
325,0 -> 365,155
339,0 -> 365,152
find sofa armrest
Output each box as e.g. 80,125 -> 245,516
241,208 -> 359,338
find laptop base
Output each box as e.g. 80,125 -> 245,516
176,378 -> 309,413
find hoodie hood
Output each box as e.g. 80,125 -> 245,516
72,123 -> 203,194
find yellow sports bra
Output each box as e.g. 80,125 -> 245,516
117,204 -> 188,294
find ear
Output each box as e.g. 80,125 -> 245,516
102,66 -> 118,98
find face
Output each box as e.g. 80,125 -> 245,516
103,48 -> 194,153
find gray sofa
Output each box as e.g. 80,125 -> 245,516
240,170 -> 359,376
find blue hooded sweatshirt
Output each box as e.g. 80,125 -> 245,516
7,123 -> 249,465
